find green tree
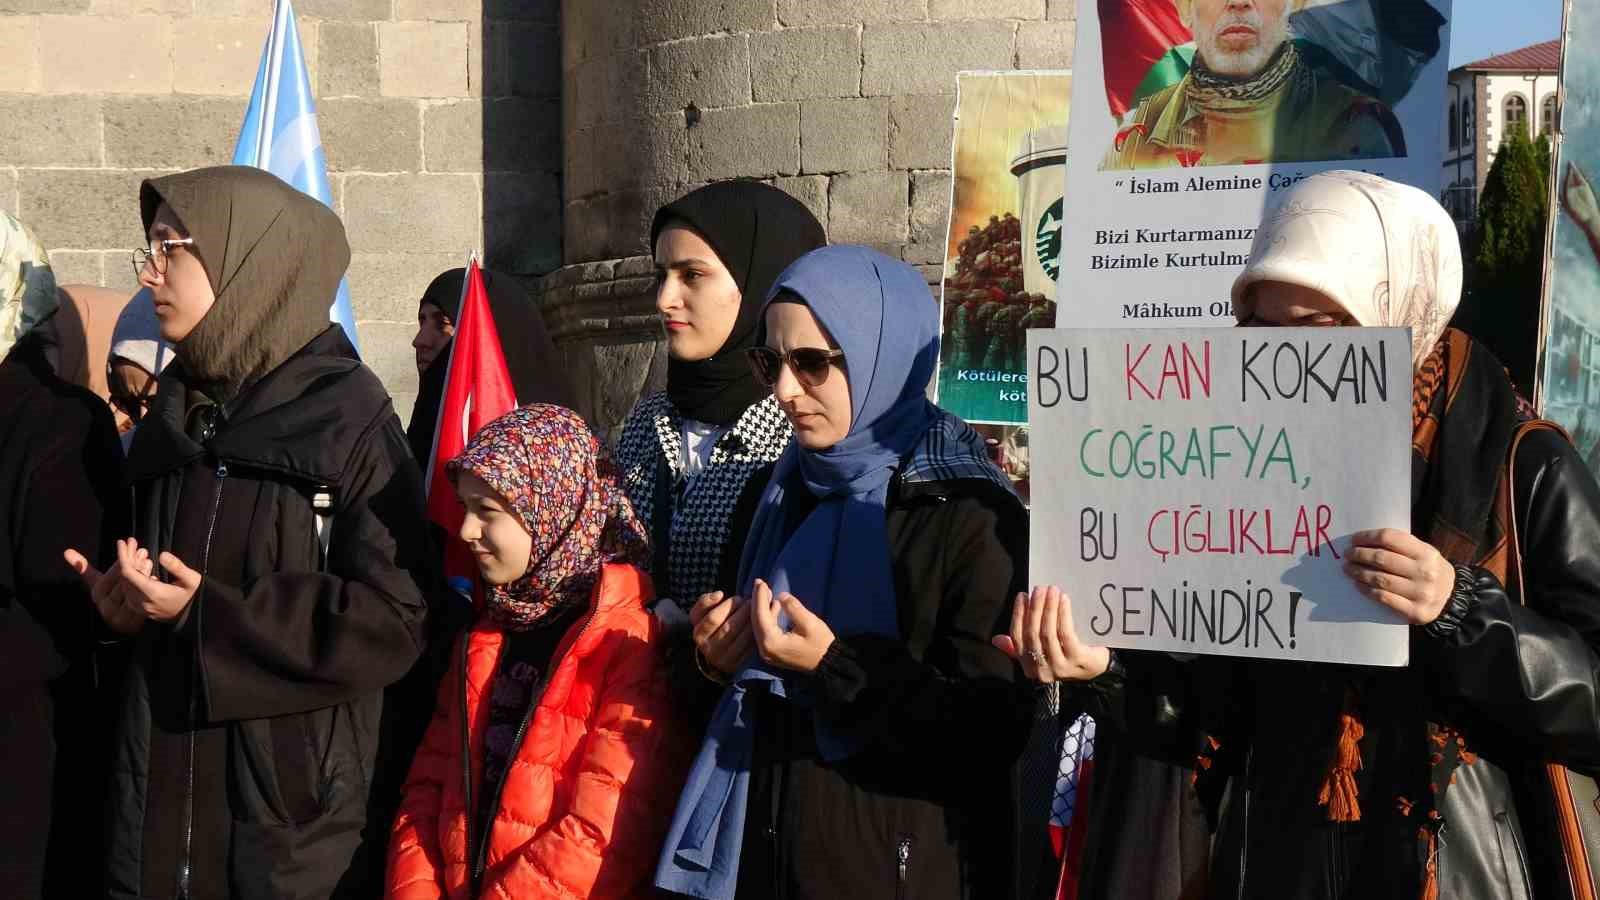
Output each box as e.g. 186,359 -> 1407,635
1457,130 -> 1551,394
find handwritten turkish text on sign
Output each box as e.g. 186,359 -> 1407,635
1027,327 -> 1412,666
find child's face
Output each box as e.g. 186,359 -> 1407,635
455,471 -> 533,586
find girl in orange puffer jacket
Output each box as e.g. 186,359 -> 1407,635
387,404 -> 688,900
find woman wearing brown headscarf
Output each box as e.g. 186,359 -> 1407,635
64,166 -> 434,900
0,262 -> 130,895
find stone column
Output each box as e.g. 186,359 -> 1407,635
548,0 -> 1076,441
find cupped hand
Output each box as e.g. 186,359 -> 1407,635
992,585 -> 1110,683
690,590 -> 754,676
65,540 -> 149,634
751,580 -> 835,674
113,539 -> 202,623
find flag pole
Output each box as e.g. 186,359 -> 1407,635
422,252 -> 477,500
255,0 -> 288,166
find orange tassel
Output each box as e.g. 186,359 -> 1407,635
1190,736 -> 1221,786
1420,826 -> 1440,900
1318,691 -> 1365,822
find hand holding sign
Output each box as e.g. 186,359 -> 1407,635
1344,529 -> 1456,626
1028,327 -> 1414,666
993,585 -> 1111,683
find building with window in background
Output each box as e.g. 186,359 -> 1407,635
1442,39 -> 1561,233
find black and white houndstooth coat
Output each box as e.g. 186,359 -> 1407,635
614,390 -> 792,611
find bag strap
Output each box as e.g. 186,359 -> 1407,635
1502,419 -> 1597,900
312,485 -> 335,572
1503,419 -> 1570,602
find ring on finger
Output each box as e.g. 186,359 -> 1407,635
1026,650 -> 1046,664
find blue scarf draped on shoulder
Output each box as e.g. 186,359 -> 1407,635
656,246 -> 975,899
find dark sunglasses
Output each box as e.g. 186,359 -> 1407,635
745,346 -> 845,388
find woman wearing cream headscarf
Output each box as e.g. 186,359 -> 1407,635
0,210 -> 58,360
0,230 -> 129,895
1000,172 -> 1600,899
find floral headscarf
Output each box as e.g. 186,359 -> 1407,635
447,404 -> 650,630
0,211 -> 58,360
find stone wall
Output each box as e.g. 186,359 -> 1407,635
560,0 -> 1076,265
551,0 -> 1076,438
0,0 -> 562,421
4,0 -> 1079,440
538,254 -> 666,444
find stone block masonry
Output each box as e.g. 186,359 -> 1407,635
5,0 -> 1079,441
2,3 -> 564,425
861,22 -> 1016,96
548,0 -> 1076,434
560,0 -> 1078,272
749,25 -> 861,102
801,97 -> 889,174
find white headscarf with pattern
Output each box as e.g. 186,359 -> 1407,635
1231,170 -> 1463,369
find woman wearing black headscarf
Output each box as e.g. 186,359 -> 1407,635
405,266 -> 576,467
614,181 -> 826,725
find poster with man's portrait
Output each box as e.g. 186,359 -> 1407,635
1061,0 -> 1453,327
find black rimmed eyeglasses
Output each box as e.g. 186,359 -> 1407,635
131,237 -> 194,278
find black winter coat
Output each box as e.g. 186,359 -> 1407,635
106,327 -> 432,900
1094,428 -> 1600,900
732,472 -> 1035,900
1047,654 -> 1212,900
0,325 -> 127,898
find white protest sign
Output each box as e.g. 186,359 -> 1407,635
1059,0 -> 1453,327
1027,327 -> 1411,666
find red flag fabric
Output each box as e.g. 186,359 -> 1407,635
424,258 -> 518,601
1054,759 -> 1096,900
1098,0 -> 1194,117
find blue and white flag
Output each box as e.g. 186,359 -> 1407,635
232,0 -> 360,353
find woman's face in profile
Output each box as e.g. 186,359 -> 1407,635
138,203 -> 216,344
455,470 -> 533,586
654,224 -> 742,363
412,302 -> 455,374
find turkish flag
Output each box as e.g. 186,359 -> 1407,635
1099,0 -> 1193,118
423,257 -> 517,603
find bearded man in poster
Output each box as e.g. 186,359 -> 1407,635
1104,0 -> 1406,169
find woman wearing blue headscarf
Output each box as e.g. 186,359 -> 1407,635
656,246 -> 1034,900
